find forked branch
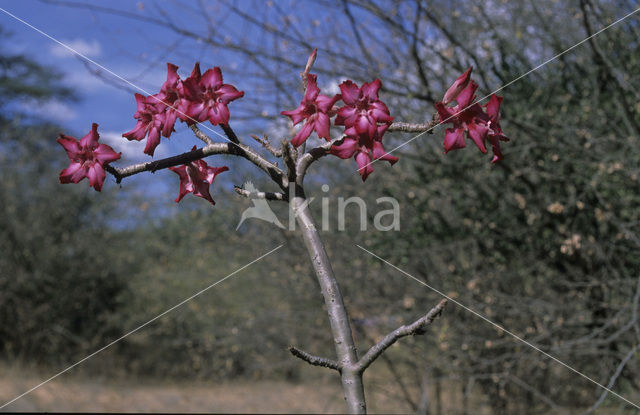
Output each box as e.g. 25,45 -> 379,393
355,299 -> 448,373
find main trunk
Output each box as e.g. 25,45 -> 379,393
294,194 -> 366,414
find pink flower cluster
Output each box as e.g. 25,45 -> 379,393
281,74 -> 397,181
123,63 -> 244,157
58,62 -> 238,202
58,57 -> 510,203
435,67 -> 509,163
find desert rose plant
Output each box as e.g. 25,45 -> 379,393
57,49 -> 508,414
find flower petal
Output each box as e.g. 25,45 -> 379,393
87,163 -> 106,191
57,135 -> 81,159
467,121 -> 489,153
303,73 -> 320,102
59,162 -> 85,184
339,80 -> 360,105
456,80 -> 478,109
122,121 -> 148,142
208,102 -> 230,125
281,104 -> 306,125
443,127 -> 466,154
361,79 -> 382,100
200,67 -> 223,89
443,67 -> 472,105
313,112 -> 331,140
216,84 -> 244,103
329,137 -> 359,159
94,144 -> 121,164
143,127 -> 162,156
372,141 -> 398,165
79,123 -> 100,149
355,151 -> 374,181
291,121 -> 315,147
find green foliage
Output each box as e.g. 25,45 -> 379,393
0,28 -> 75,118
364,1 -> 640,412
0,120 -> 133,365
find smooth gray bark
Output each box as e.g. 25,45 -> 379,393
293,192 -> 366,414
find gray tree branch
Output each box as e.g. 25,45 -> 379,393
288,346 -> 340,371
356,299 -> 448,373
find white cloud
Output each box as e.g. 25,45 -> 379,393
50,38 -> 102,59
321,77 -> 347,96
21,99 -> 77,122
100,130 -> 168,162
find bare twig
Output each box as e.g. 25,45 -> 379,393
355,299 -> 448,373
581,344 -> 639,414
288,346 -> 340,371
388,120 -> 438,133
189,124 -> 215,145
233,185 -> 286,201
220,123 -> 240,144
250,134 -> 282,157
508,375 -> 561,411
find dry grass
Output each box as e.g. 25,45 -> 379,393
0,365 -> 416,413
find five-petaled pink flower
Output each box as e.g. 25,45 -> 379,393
329,78 -> 396,181
169,146 -> 229,205
434,67 -> 508,162
58,123 -> 121,191
281,73 -> 340,147
330,124 -> 398,181
335,79 -> 394,140
122,93 -> 167,156
183,66 -> 244,126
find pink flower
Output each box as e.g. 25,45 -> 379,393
335,79 -> 394,141
435,78 -> 489,154
57,123 -> 121,191
122,93 -> 167,156
281,73 -> 340,147
329,124 -> 398,181
183,65 -> 244,126
484,94 -> 510,163
435,67 -> 509,161
157,63 -> 192,137
168,146 -> 229,205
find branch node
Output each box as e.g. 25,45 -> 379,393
281,139 -> 297,183
233,185 -> 286,201
190,124 -> 215,145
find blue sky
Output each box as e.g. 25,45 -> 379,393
0,0 -> 295,204
2,1 -> 211,163
0,1 -> 418,206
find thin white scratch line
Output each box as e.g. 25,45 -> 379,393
356,244 -> 640,411
0,244 -> 284,410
